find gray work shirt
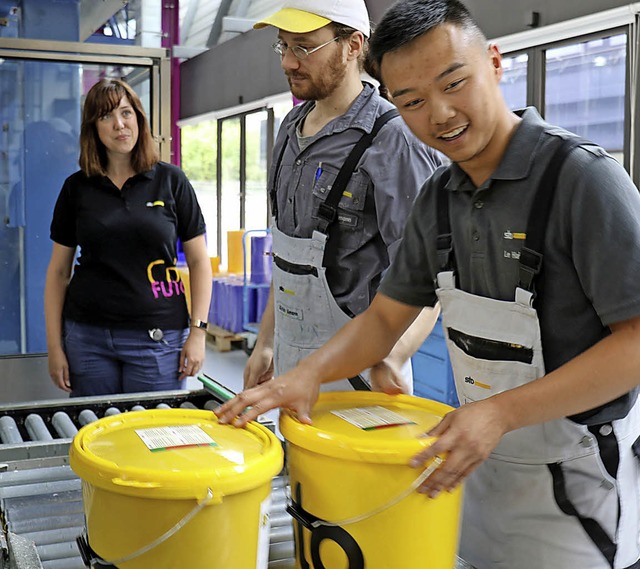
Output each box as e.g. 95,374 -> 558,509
270,82 -> 442,316
380,108 -> 640,420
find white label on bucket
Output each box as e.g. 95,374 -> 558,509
256,495 -> 271,569
135,425 -> 218,452
331,406 -> 416,430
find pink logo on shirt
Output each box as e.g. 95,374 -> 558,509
146,259 -> 186,299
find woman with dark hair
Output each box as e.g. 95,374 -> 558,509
44,78 -> 212,396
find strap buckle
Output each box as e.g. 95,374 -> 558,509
316,202 -> 337,233
436,233 -> 454,271
518,247 -> 543,291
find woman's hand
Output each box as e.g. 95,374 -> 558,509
179,329 -> 206,379
48,346 -> 71,392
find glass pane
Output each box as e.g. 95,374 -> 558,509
501,53 -> 528,110
245,110 -> 269,231
181,121 -> 217,256
0,60 -> 151,355
0,59 -> 23,356
273,99 -> 294,132
545,34 -> 626,161
220,118 -> 241,270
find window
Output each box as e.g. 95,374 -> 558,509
501,53 -> 528,110
545,34 -> 626,161
180,97 -> 293,269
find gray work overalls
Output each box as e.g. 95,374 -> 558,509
436,139 -> 640,568
270,109 -> 411,391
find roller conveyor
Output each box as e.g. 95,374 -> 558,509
0,388 -> 296,569
0,383 -> 476,569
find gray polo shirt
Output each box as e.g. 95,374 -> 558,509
270,82 -> 442,316
380,108 -> 640,404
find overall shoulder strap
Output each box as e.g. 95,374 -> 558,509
518,137 -> 591,292
268,135 -> 289,222
435,169 -> 454,271
316,108 -> 399,234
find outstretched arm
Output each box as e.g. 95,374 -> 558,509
216,293 -> 423,426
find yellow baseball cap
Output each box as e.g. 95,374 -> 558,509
254,0 -> 370,37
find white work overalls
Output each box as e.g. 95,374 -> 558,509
436,139 -> 640,569
270,109 -> 411,390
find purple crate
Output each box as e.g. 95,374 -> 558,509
250,234 -> 273,285
228,278 -> 245,333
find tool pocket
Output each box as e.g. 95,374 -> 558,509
448,327 -> 534,364
272,270 -> 334,349
311,163 -> 367,249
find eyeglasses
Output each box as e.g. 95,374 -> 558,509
272,36 -> 340,60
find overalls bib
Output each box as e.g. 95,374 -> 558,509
271,110 -> 411,391
436,139 -> 640,568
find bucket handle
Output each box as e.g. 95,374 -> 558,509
288,456 -> 443,529
89,488 -> 216,566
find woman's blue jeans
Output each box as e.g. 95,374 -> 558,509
63,320 -> 189,397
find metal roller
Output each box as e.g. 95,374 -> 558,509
1,489 -> 81,510
51,412 -> 78,438
41,557 -> 87,569
4,498 -> 83,524
268,541 -> 296,563
103,407 -> 121,416
20,526 -> 84,546
0,466 -> 75,487
269,524 -> 294,544
78,409 -> 99,426
0,415 -> 23,444
36,540 -> 80,562
25,414 -> 53,442
8,512 -> 85,534
0,479 -> 81,500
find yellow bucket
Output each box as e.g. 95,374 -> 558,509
70,409 -> 283,569
280,392 -> 463,569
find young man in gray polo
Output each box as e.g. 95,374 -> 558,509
244,0 -> 443,394
220,1 -> 640,567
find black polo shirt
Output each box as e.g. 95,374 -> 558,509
50,162 -> 206,329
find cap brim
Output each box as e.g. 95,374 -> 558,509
253,8 -> 331,34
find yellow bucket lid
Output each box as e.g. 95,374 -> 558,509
280,392 -> 452,464
70,409 -> 283,501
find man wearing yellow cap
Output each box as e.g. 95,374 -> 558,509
244,0 -> 443,393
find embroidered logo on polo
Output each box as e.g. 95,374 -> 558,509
503,230 -> 526,240
503,229 -> 526,260
145,200 -> 165,207
146,258 -> 186,299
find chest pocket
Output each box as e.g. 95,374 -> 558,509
311,163 -> 368,249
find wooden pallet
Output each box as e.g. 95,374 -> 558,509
206,324 -> 245,352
